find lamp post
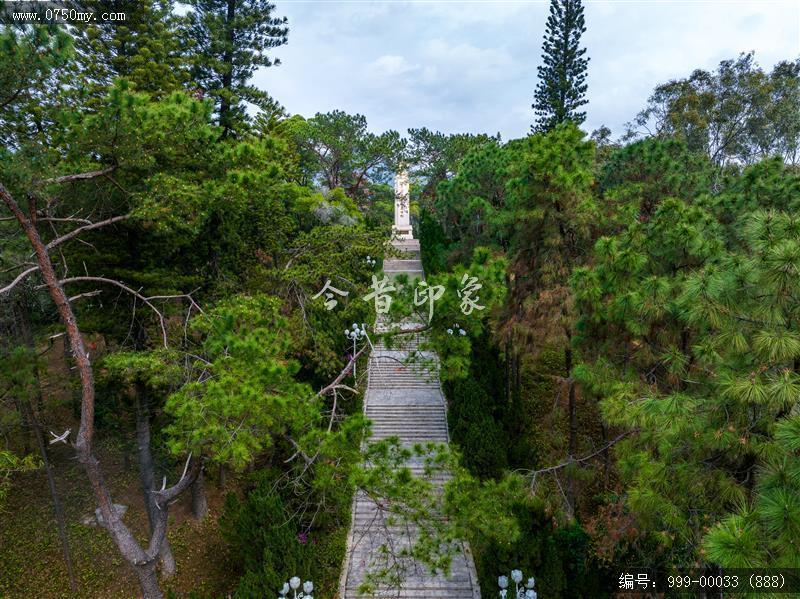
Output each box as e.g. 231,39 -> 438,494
278,576 -> 313,599
447,323 -> 467,336
344,323 -> 367,379
498,569 -> 537,599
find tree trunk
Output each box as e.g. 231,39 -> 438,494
134,561 -> 163,599
13,397 -> 32,454
218,463 -> 226,488
600,422 -> 610,492
15,297 -> 78,591
565,343 -> 577,518
504,339 -> 511,406
191,464 -> 208,520
159,540 -> 176,577
134,384 -> 176,577
219,0 -> 236,137
512,352 -> 521,405
0,187 -> 199,599
30,403 -> 78,591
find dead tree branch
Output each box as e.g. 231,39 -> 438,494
316,343 -> 370,397
45,214 -> 130,251
41,166 -> 116,186
54,277 -> 201,348
1,180 -> 200,597
0,265 -> 39,295
521,430 -> 637,489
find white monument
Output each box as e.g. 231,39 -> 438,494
392,169 -> 413,240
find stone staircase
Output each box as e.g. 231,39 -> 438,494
339,238 -> 481,599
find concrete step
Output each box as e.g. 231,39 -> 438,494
369,367 -> 436,374
368,379 -> 438,384
369,384 -> 441,390
345,590 -> 474,598
341,237 -> 478,599
371,433 -> 448,442
369,420 -> 447,427
369,382 -> 440,389
367,420 -> 446,426
368,375 -> 438,381
390,240 -> 420,252
384,259 -> 423,270
368,369 -> 438,376
369,372 -> 437,379
367,418 -> 446,425
369,371 -> 437,378
384,268 -> 424,274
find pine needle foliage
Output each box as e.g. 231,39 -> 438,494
532,0 -> 590,132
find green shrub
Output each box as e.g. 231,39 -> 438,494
419,208 -> 450,274
471,495 -> 609,598
447,377 -> 508,479
220,473 -> 310,597
505,348 -> 564,469
220,470 -> 351,598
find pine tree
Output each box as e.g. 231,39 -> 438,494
532,0 -> 590,132
0,25 -> 72,149
187,0 -> 288,138
506,123 -> 596,516
72,0 -> 189,100
289,110 -> 406,201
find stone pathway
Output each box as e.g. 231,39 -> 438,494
339,238 -> 481,598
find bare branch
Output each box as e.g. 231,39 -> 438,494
68,290 -> 102,302
49,429 -> 71,445
45,214 -> 130,251
41,166 -> 116,186
57,276 -> 169,346
0,262 -> 36,275
521,430 -> 637,486
330,384 -> 357,394
53,277 -> 203,347
317,343 -> 369,397
0,265 -> 39,295
38,216 -> 93,224
37,208 -> 95,224
283,434 -> 315,466
328,388 -> 338,433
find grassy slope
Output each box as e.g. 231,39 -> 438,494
0,441 -> 237,598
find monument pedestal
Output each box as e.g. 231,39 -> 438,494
393,169 -> 413,240
391,225 -> 414,240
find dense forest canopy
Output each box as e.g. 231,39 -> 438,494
1,0 -> 799,597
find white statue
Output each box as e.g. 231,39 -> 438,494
392,168 -> 413,240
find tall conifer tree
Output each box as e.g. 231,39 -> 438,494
187,0 -> 288,138
72,0 -> 189,99
532,0 -> 589,132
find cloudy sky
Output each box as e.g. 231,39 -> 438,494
253,0 -> 800,140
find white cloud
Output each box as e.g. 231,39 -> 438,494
421,39 -> 517,83
256,0 -> 800,139
368,55 -> 419,77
